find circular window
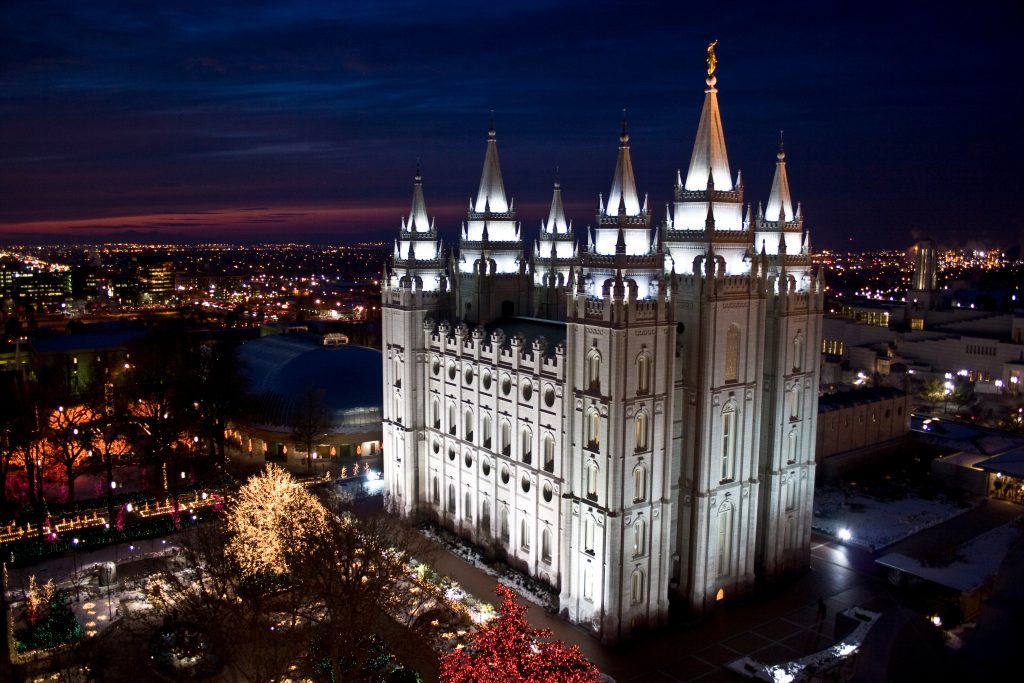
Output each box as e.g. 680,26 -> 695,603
482,369 -> 492,390
501,374 -> 512,396
448,445 -> 456,461
448,362 -> 457,380
482,458 -> 491,476
521,380 -> 533,401
465,451 -> 473,468
432,438 -> 440,454
464,365 -> 475,384
543,384 -> 555,407
543,482 -> 553,502
500,465 -> 510,484
521,475 -> 531,493
431,357 -> 440,376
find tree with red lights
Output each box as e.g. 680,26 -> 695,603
439,584 -> 600,683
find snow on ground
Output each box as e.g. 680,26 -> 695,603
419,527 -> 557,609
812,487 -> 970,552
876,521 -> 1023,591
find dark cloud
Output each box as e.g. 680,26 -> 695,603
0,0 -> 1018,248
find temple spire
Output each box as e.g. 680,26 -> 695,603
684,43 -> 733,192
543,175 -> 569,234
605,112 -> 641,217
764,131 -> 793,222
405,162 -> 431,233
474,120 -> 509,213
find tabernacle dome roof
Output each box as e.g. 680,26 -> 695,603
238,333 -> 382,432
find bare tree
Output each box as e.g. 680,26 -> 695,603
290,387 -> 329,471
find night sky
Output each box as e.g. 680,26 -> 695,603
1,1 -> 1018,250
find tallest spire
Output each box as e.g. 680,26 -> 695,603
683,41 -> 733,192
474,121 -> 509,213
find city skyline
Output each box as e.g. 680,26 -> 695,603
1,1 -> 1018,249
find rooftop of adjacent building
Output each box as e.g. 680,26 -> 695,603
818,386 -> 907,412
28,322 -> 147,354
238,332 -> 382,430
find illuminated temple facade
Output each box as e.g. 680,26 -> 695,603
381,62 -> 824,642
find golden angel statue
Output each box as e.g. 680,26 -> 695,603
707,39 -> 719,77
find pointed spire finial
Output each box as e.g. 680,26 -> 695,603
620,108 -> 629,145
705,201 -> 716,232
778,130 -> 785,160
489,110 -> 495,137
415,157 -> 422,181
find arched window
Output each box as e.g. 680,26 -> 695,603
583,566 -> 593,600
633,517 -> 647,557
634,411 -> 649,451
787,429 -> 798,464
482,413 -> 492,449
464,491 -> 473,521
583,514 -> 596,553
481,498 -> 491,530
637,353 -> 651,394
541,527 -> 552,563
464,409 -> 474,442
393,394 -> 402,424
521,426 -> 533,465
585,460 -> 599,500
393,356 -> 402,388
725,324 -> 740,383
448,402 -> 457,436
499,507 -> 509,542
586,349 -> 601,392
542,433 -> 555,472
721,405 -> 736,481
431,397 -> 440,430
785,474 -> 796,511
630,569 -> 644,604
793,334 -> 804,372
586,408 -> 600,450
785,517 -> 797,550
633,465 -> 647,502
447,483 -> 456,514
432,476 -> 439,505
520,518 -> 530,550
500,420 -> 511,456
789,386 -> 800,421
717,504 -> 733,577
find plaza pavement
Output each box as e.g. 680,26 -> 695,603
424,534 -> 896,683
